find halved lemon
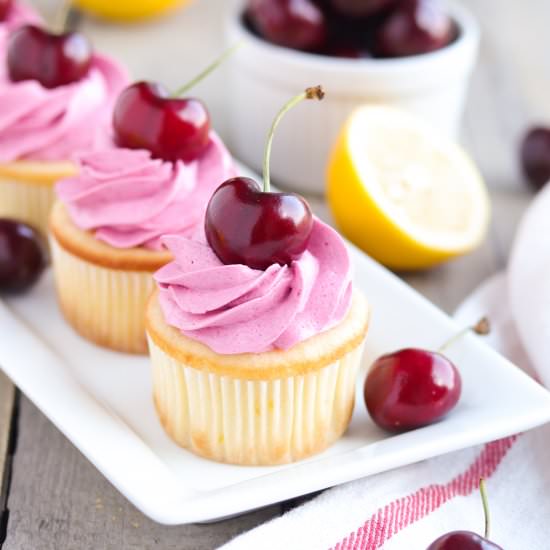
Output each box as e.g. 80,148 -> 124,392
327,106 -> 490,270
74,0 -> 190,21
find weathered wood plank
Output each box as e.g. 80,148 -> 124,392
0,372 -> 15,543
3,397 -> 281,550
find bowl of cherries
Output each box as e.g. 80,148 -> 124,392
226,0 -> 480,194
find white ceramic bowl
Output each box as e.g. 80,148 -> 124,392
226,1 -> 480,195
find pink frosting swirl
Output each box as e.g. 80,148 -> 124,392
154,219 -> 353,354
0,2 -> 41,80
0,53 -> 128,162
56,133 -> 237,250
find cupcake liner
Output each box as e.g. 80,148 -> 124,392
148,333 -> 365,465
0,176 -> 55,236
50,236 -> 156,354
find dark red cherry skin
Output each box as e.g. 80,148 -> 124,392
427,530 -> 504,550
247,0 -> 327,51
205,177 -> 314,271
7,25 -> 93,89
375,0 -> 454,58
364,348 -> 462,431
520,126 -> 550,191
113,81 -> 210,163
329,0 -> 395,17
0,220 -> 46,294
0,0 -> 13,21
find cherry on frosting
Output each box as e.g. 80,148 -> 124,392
0,0 -> 13,21
7,25 -> 93,89
113,81 -> 210,163
205,86 -> 324,270
112,44 -> 241,163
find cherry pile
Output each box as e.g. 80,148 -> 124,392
0,220 -> 46,294
246,0 -> 456,58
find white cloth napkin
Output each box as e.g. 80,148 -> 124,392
221,188 -> 550,550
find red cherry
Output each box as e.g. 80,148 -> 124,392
329,0 -> 395,17
112,81 -> 210,163
428,479 -> 502,550
375,0 -> 454,57
427,531 -> 503,550
7,25 -> 93,89
205,177 -> 313,270
0,219 -> 46,294
247,0 -> 327,51
0,0 -> 13,20
520,126 -> 550,191
364,348 -> 461,431
205,86 -> 323,271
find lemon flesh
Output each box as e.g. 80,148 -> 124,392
327,106 -> 490,270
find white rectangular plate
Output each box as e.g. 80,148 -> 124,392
2,243 -> 550,525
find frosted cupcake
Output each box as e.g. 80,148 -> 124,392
146,87 -> 370,465
0,20 -> 127,235
50,56 -> 237,354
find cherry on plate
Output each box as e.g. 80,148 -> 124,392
0,220 -> 46,294
520,126 -> 550,191
7,25 -> 93,89
364,348 -> 462,431
374,0 -> 454,57
113,81 -> 210,163
247,0 -> 327,51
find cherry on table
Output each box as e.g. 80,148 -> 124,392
0,0 -> 13,21
247,0 -> 327,51
113,81 -> 210,163
520,126 -> 550,191
205,86 -> 323,271
0,220 -> 46,294
374,0 -> 454,57
7,25 -> 93,89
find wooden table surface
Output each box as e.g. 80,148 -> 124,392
1,1 -> 549,548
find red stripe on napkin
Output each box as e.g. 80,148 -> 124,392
331,435 -> 518,550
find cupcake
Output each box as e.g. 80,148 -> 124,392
0,20 -> 127,235
146,87 -> 370,465
50,66 -> 237,354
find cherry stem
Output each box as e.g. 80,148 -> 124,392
54,0 -> 73,34
171,42 -> 244,98
479,478 -> 490,539
438,317 -> 490,354
263,86 -> 325,193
